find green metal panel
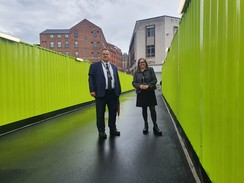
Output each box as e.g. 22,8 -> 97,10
0,39 -> 134,126
162,0 -> 243,182
162,36 -> 179,117
119,72 -> 134,93
178,1 -> 202,158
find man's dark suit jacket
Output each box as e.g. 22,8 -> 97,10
88,61 -> 121,97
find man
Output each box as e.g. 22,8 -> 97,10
88,48 -> 121,139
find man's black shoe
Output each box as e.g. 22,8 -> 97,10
110,130 -> 120,136
99,132 -> 107,139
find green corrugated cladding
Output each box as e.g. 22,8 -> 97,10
0,39 -> 134,126
162,0 -> 243,182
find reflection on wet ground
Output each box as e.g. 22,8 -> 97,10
0,91 -> 196,183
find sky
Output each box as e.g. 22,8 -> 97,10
0,0 -> 181,53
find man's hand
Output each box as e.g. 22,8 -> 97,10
90,92 -> 96,97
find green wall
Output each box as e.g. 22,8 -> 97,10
0,38 -> 133,127
162,0 -> 243,182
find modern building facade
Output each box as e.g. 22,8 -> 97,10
40,19 -> 123,69
128,16 -> 180,82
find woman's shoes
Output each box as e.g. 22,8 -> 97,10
143,127 -> 148,134
143,123 -> 148,134
143,122 -> 162,136
153,126 -> 162,136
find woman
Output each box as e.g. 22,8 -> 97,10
132,58 -> 162,136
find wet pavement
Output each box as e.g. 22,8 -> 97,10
0,91 -> 196,183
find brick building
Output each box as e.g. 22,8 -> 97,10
40,19 -> 122,69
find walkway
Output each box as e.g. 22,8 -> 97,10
0,91 -> 196,183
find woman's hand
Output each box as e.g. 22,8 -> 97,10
139,84 -> 149,90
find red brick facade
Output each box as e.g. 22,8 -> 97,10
40,19 -> 122,69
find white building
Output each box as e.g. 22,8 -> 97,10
128,16 -> 181,83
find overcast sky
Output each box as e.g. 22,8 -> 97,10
0,0 -> 181,53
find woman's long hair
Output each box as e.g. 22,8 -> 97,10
136,58 -> 148,71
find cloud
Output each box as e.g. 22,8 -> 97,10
0,0 -> 181,53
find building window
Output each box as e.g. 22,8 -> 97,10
65,34 -> 69,38
75,41 -> 78,48
57,35 -> 62,38
50,42 -> 54,48
93,41 -> 97,48
146,45 -> 155,57
50,35 -> 54,38
65,42 -> 69,48
65,52 -> 69,56
74,30 -> 78,38
57,42 -> 62,48
146,26 -> 155,37
75,52 -> 78,58
92,30 -> 97,37
93,52 -> 98,57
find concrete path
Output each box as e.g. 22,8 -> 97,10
0,91 -> 196,183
